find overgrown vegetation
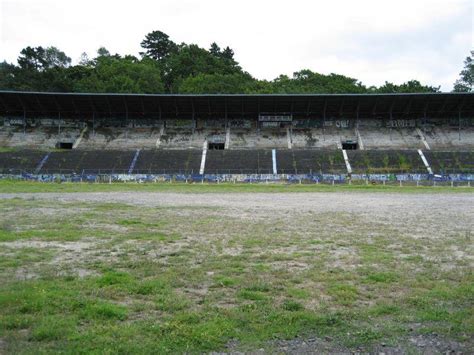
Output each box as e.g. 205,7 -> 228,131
453,50 -> 474,92
0,191 -> 473,352
0,30 -> 451,94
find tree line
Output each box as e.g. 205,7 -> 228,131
0,30 -> 472,94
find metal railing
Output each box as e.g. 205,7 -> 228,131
1,167 -> 473,176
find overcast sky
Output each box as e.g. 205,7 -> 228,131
1,0 -> 472,91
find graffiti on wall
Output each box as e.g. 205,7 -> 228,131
3,172 -> 472,184
323,119 -> 352,128
386,119 -> 417,128
229,120 -> 252,129
203,120 -> 226,128
292,119 -> 322,128
166,119 -> 195,129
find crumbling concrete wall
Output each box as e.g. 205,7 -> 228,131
0,127 -> 80,149
424,127 -> 474,150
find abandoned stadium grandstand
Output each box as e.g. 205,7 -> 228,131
0,90 -> 473,183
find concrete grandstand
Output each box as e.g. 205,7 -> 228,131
0,91 -> 473,182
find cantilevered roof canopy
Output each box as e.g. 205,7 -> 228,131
0,91 -> 473,120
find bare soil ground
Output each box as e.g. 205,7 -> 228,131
0,191 -> 472,353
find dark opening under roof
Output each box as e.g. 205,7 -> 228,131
0,91 -> 473,120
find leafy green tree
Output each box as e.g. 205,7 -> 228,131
453,50 -> 473,92
0,61 -> 19,89
163,44 -> 243,92
265,70 -> 367,94
140,31 -> 177,61
17,46 -> 70,71
96,47 -> 122,61
0,33 -> 445,94
44,47 -> 71,69
39,67 -> 74,91
221,46 -> 235,61
97,47 -> 111,58
73,56 -> 165,93
250,79 -> 277,94
79,52 -> 92,66
209,43 -> 235,61
17,46 -> 47,70
209,42 -> 221,56
376,80 -> 439,93
63,65 -> 93,85
178,73 -> 257,93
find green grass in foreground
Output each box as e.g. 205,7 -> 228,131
0,197 -> 472,353
0,179 -> 472,193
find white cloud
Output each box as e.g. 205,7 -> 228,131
0,0 -> 472,90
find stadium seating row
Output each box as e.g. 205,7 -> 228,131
2,125 -> 474,150
0,149 -> 472,175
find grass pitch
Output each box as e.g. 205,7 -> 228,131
0,185 -> 473,353
0,179 -> 472,194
